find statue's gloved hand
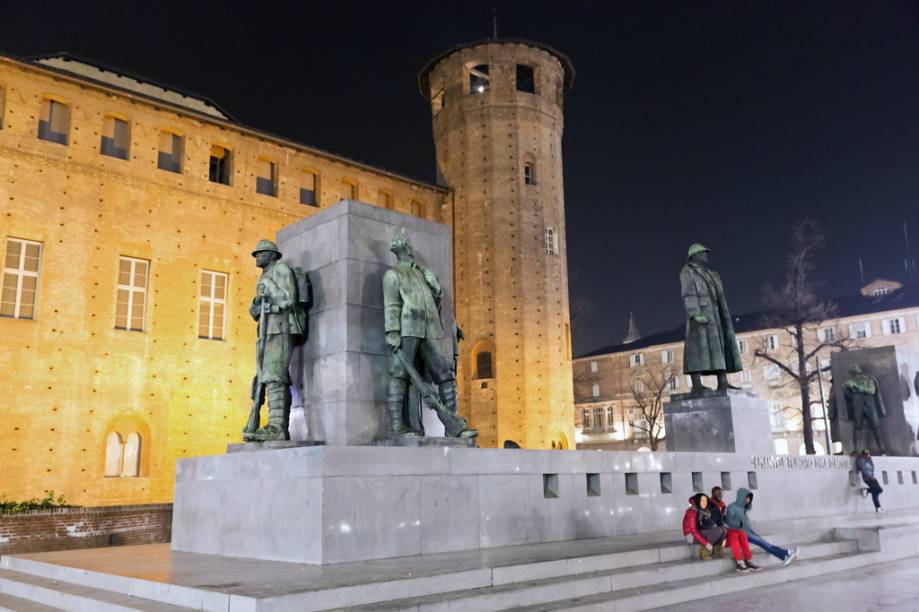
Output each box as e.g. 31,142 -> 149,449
693,315 -> 708,324
385,331 -> 401,352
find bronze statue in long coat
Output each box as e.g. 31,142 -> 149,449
680,243 -> 742,393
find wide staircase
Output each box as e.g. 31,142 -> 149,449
1,510 -> 919,611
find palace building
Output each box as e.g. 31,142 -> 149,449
0,39 -> 576,506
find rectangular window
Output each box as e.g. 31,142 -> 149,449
256,159 -> 278,197
661,349 -> 673,364
849,321 -> 871,339
411,199 -> 426,218
817,327 -> 836,343
1,238 -> 42,319
376,189 -> 393,210
669,376 -> 680,391
115,257 -> 149,331
198,270 -> 227,340
157,131 -> 183,173
883,317 -> 905,335
766,334 -> 780,351
37,99 -> 70,145
629,353 -> 644,368
469,64 -> 490,94
591,383 -> 600,398
737,338 -> 748,353
605,406 -> 614,428
100,116 -> 130,160
589,360 -> 598,373
516,64 -> 536,94
524,162 -> 534,185
593,407 -> 604,430
299,170 -> 319,206
769,401 -> 786,432
763,364 -> 781,386
740,369 -> 752,384
545,227 -> 558,255
581,408 -> 591,431
338,178 -> 357,200
634,380 -> 645,394
209,145 -> 232,185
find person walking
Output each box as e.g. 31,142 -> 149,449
682,493 -> 726,560
856,449 -> 884,513
727,488 -> 799,568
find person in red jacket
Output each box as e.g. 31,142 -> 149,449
681,493 -> 726,560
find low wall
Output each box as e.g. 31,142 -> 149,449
0,504 -> 172,554
171,446 -> 919,565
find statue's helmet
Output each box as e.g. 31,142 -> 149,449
849,364 -> 864,375
687,243 -> 711,258
390,230 -> 414,255
252,239 -> 281,257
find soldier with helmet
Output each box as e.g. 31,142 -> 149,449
680,243 -> 742,393
244,239 -> 306,442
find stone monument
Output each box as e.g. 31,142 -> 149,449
664,243 -> 771,454
830,346 -> 919,456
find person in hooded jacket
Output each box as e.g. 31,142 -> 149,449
726,487 -> 799,569
681,493 -> 726,560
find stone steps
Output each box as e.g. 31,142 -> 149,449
0,590 -> 60,612
339,540 -> 856,612
0,568 -> 194,611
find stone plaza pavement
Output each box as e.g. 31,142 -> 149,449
654,556 -> 919,611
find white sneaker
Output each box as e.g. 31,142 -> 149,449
783,547 -> 799,567
860,488 -> 869,497
876,508 -> 885,513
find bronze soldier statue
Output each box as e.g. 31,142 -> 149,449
843,364 -> 887,455
383,231 -> 476,439
680,243 -> 742,394
243,239 -> 306,442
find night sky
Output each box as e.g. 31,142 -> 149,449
3,1 -> 918,355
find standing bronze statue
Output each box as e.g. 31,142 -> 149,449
680,243 -> 742,394
243,239 -> 308,442
843,364 -> 888,455
383,231 -> 477,439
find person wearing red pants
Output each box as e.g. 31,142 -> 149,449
725,526 -> 755,573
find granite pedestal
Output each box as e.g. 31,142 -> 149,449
664,390 -> 772,455
276,199 -> 454,446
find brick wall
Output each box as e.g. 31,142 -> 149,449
0,504 -> 172,554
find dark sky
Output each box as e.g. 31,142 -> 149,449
3,1 -> 918,355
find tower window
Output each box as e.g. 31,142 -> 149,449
256,158 -> 278,197
411,199 -> 426,218
545,227 -> 558,255
300,170 -> 319,206
475,351 -> 494,379
516,64 -> 536,94
100,116 -> 130,160
157,131 -> 183,173
469,64 -> 490,95
104,430 -> 143,478
199,270 -> 227,340
524,162 -> 535,185
209,145 -> 232,185
38,98 -> 70,145
431,84 -> 445,114
1,238 -> 42,319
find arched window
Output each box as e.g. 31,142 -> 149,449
475,351 -> 494,379
104,432 -> 123,477
122,432 -> 141,477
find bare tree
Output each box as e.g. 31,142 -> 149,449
753,219 -> 854,454
629,363 -> 677,451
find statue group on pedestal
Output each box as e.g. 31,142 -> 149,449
242,232 -> 476,444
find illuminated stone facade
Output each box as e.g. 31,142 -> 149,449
419,40 -> 576,449
0,54 -> 448,506
573,282 -> 919,455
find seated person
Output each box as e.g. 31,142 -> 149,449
726,487 -> 799,569
681,493 -> 726,560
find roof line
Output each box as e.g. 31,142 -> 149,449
0,51 -> 448,193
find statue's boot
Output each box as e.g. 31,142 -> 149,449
244,383 -> 290,442
716,372 -> 741,391
387,378 -> 413,436
690,373 -> 713,394
439,380 -> 478,439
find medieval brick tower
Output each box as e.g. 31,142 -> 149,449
419,39 -> 576,449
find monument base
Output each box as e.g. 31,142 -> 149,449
664,389 -> 772,455
374,435 -> 477,448
226,440 -> 324,453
